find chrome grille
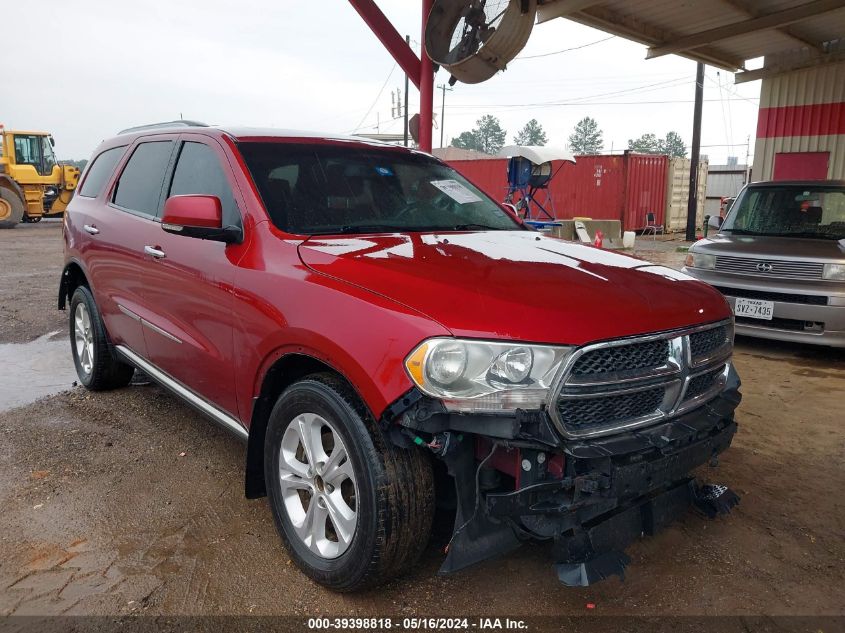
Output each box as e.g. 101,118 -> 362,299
550,321 -> 732,439
685,367 -> 725,402
558,387 -> 665,431
715,255 -> 824,280
689,325 -> 729,362
571,339 -> 669,377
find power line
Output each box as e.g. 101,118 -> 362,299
514,35 -> 616,60
350,63 -> 397,133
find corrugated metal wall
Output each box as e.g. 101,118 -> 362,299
449,153 -> 668,231
665,157 -> 708,232
753,58 -> 845,181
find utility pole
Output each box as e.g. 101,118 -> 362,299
404,35 -> 410,147
437,83 -> 453,148
685,62 -> 705,242
745,134 -> 751,185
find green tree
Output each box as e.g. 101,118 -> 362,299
451,115 -> 507,154
451,131 -> 481,151
660,131 -> 687,158
628,133 -> 661,154
513,119 -> 548,146
568,116 -> 603,155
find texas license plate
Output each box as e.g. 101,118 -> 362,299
734,297 -> 774,320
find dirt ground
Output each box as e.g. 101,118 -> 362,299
0,222 -> 843,620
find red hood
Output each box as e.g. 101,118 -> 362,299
298,231 -> 731,346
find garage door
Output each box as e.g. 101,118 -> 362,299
772,152 -> 830,180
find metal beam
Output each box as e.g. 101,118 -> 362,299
536,0 -> 603,24
720,0 -> 826,52
647,0 -> 845,60
734,47 -> 845,83
347,0 -> 422,89
566,6 -> 746,70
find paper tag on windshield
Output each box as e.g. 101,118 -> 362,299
430,179 -> 482,204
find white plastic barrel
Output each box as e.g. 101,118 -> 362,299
622,231 -> 636,249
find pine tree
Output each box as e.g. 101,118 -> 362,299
450,115 -> 507,154
514,119 -> 548,146
568,117 -> 603,155
628,133 -> 661,154
660,131 -> 688,158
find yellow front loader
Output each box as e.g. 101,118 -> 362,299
0,125 -> 80,228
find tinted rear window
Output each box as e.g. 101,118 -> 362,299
78,146 -> 126,198
113,141 -> 174,216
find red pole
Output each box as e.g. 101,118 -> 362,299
347,0 -> 421,88
418,0 -> 435,152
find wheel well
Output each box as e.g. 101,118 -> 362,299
58,262 -> 88,310
245,353 -> 346,499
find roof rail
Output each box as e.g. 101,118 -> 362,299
118,120 -> 209,135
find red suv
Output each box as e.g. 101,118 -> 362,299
60,122 -> 741,591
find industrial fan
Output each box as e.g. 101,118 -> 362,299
425,0 -> 537,84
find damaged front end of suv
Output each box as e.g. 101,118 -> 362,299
385,319 -> 740,586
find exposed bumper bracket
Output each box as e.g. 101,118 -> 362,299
556,551 -> 631,587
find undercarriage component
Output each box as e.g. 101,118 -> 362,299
556,551 -> 630,587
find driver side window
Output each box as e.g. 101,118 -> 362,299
168,142 -> 242,229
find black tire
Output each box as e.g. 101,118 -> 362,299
264,373 -> 433,592
69,286 -> 135,390
0,187 -> 25,229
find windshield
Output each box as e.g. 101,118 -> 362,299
722,184 -> 845,240
238,142 -> 521,235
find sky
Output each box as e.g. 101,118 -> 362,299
4,1 -> 761,164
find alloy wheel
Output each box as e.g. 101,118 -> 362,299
74,302 -> 95,375
278,412 -> 358,559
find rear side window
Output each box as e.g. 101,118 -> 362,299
168,142 -> 241,228
78,146 -> 126,198
113,141 -> 174,217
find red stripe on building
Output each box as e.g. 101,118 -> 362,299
757,101 -> 845,138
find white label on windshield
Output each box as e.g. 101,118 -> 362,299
430,179 -> 482,204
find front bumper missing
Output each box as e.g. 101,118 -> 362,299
424,372 -> 741,586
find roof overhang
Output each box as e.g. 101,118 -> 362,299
537,0 -> 845,82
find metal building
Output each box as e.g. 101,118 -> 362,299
752,42 -> 845,180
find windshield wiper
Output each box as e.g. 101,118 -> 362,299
767,231 -> 842,240
450,223 -> 506,231
308,225 -> 408,235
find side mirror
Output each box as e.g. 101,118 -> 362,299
708,215 -> 723,230
161,195 -> 241,243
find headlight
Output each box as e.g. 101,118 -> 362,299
405,338 -> 572,412
685,252 -> 716,269
823,263 -> 845,280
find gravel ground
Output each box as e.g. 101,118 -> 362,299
0,222 -> 843,620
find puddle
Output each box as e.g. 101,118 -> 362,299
0,331 -> 78,413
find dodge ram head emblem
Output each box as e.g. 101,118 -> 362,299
756,262 -> 774,272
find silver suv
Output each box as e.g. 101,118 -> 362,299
683,180 -> 845,348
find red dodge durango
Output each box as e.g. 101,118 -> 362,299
60,122 -> 741,591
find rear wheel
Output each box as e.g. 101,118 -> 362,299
264,373 -> 433,592
0,187 -> 24,229
69,286 -> 135,390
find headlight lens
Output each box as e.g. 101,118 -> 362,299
685,252 -> 716,269
823,263 -> 845,280
427,340 -> 467,386
405,338 -> 571,412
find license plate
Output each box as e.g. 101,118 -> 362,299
734,297 -> 774,320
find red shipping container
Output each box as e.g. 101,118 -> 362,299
448,152 -> 668,231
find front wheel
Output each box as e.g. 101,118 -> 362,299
0,187 -> 24,229
264,373 -> 433,592
69,286 -> 135,390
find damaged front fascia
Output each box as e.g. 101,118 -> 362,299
380,371 -> 743,583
